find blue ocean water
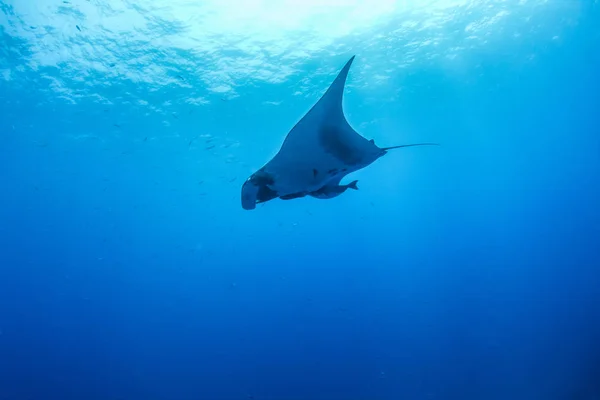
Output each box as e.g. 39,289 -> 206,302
1,1 -> 600,399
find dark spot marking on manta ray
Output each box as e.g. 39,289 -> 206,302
319,125 -> 361,165
313,169 -> 318,178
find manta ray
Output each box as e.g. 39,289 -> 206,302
241,55 -> 437,210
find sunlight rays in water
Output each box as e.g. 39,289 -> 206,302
0,0 -> 579,104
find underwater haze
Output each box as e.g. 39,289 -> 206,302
1,0 -> 600,399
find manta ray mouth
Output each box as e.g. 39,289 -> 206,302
241,173 -> 280,210
241,180 -> 259,210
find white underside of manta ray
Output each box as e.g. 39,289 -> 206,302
241,55 -> 438,210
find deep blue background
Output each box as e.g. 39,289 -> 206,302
1,1 -> 600,399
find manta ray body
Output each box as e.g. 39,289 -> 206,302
241,56 -> 436,210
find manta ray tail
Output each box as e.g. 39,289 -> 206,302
347,180 -> 359,190
382,143 -> 440,151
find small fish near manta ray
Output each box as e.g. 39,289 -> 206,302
241,55 -> 438,210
